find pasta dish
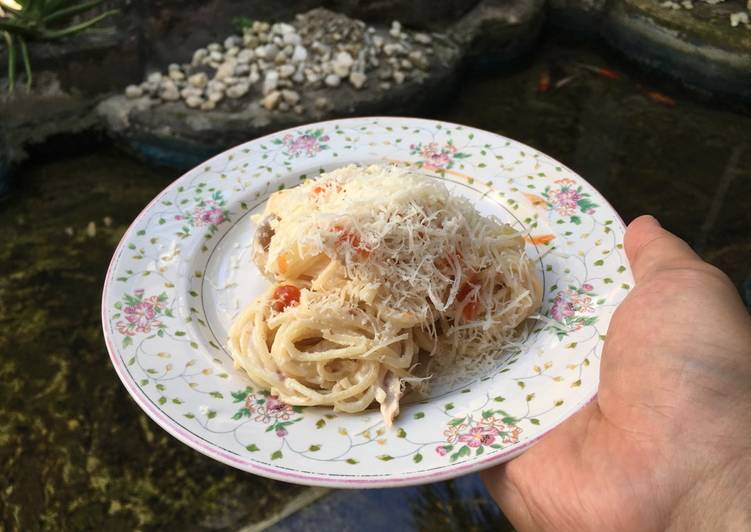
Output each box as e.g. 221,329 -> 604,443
228,164 -> 541,425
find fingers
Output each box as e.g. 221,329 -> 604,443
624,215 -> 701,283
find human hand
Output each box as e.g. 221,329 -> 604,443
482,215 -> 751,531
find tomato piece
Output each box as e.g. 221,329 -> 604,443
271,285 -> 300,312
332,225 -> 370,257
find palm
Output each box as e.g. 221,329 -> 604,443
482,216 -> 751,531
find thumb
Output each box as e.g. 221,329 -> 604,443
624,215 -> 702,283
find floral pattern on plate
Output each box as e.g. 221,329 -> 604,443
102,117 -> 633,488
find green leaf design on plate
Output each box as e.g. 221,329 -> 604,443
271,450 -> 283,460
308,444 -> 321,452
346,458 -> 358,464
396,428 -> 407,438
377,455 -> 394,461
315,419 -> 326,429
413,453 -> 423,463
246,444 -> 259,452
414,412 -> 424,419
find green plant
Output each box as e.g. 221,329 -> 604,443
0,0 -> 118,94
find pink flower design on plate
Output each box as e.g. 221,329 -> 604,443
114,290 -> 168,341
435,445 -> 449,456
443,423 -> 467,444
458,426 -> 496,448
276,129 -> 329,158
410,141 -> 468,169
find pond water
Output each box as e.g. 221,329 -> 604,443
1,35 -> 749,530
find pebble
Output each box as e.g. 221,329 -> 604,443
224,35 -> 242,49
169,69 -> 185,81
294,104 -> 304,114
237,48 -> 254,64
389,21 -> 402,38
262,90 -> 281,110
332,51 -> 354,77
180,87 -> 202,99
413,33 -> 432,44
324,73 -> 341,87
349,71 -> 367,89
314,96 -> 329,110
201,100 -> 216,111
278,64 -> 295,78
263,70 -> 279,95
255,44 -> 279,60
281,89 -> 300,105
235,63 -> 251,76
226,82 -> 250,99
226,46 -> 240,57
278,101 -> 290,112
379,81 -> 392,90
208,91 -> 224,103
291,45 -> 308,63
215,60 -> 236,80
125,84 -> 143,98
188,72 -> 208,88
207,80 -> 226,93
393,70 -> 406,84
147,72 -> 162,84
408,50 -> 429,70
383,43 -> 403,56
207,43 -> 222,52
185,95 -> 203,108
192,48 -> 208,66
210,50 -> 223,62
161,80 -> 180,101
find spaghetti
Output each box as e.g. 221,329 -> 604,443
228,164 -> 541,425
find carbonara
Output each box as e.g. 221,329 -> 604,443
228,164 -> 541,425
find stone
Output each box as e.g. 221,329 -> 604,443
278,101 -> 290,112
332,51 -> 354,77
207,42 -> 222,52
208,91 -> 224,103
294,104 -> 305,114
237,48 -> 254,64
188,72 -> 208,89
291,45 -> 308,63
192,48 -> 208,66
215,60 -> 236,81
349,71 -> 367,89
408,50 -> 430,70
414,33 -> 432,44
147,72 -> 162,84
201,100 -> 216,111
185,95 -> 203,108
276,22 -> 295,34
281,89 -> 300,105
169,69 -> 185,81
263,70 -> 279,95
255,44 -> 279,60
274,51 -> 288,65
161,86 -> 180,101
207,80 -> 226,93
401,59 -> 413,70
226,46 -> 240,57
226,83 -> 250,99
314,96 -> 329,110
283,32 -> 302,46
278,64 -> 295,78
224,35 -> 242,49
180,87 -> 202,99
390,20 -> 402,38
125,85 -> 143,98
324,73 -> 341,87
383,43 -> 404,56
209,51 -> 223,63
235,63 -> 251,76
262,90 -> 281,110
306,71 -> 321,84
393,70 -> 406,84
379,81 -> 392,90
373,35 -> 385,49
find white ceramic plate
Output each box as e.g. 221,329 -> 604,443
102,117 -> 633,488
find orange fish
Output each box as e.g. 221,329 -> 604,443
645,91 -> 676,106
525,234 -> 555,245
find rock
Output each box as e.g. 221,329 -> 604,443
283,32 -> 302,46
278,101 -> 290,112
390,20 -> 402,38
393,70 -> 406,84
349,71 -> 367,89
325,73 -> 341,87
379,81 -> 392,90
201,100 -> 216,111
180,87 -> 202,99
235,63 -> 251,76
224,35 -> 242,49
125,85 -> 143,98
292,68 -> 305,83
278,64 -> 295,78
401,59 -> 413,70
226,46 -> 240,57
188,72 -> 209,89
161,85 -> 180,101
276,22 -> 295,34
208,91 -> 224,103
373,35 -> 385,49
237,48 -> 254,64
414,33 -> 432,44
408,50 -> 430,70
294,104 -> 305,114
255,44 -> 279,60
209,51 -> 223,62
207,43 -> 222,52
291,45 -> 308,63
215,60 -> 236,80
314,96 -> 329,110
281,89 -> 300,105
169,69 -> 186,81
207,80 -> 226,93
249,68 -> 261,85
263,70 -> 279,95
262,90 -> 281,110
147,72 -> 162,84
226,83 -> 250,99
332,51 -> 354,77
383,43 -> 404,56
185,95 -> 203,108
192,48 -> 208,66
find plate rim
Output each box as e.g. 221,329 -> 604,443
101,115 -> 626,488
